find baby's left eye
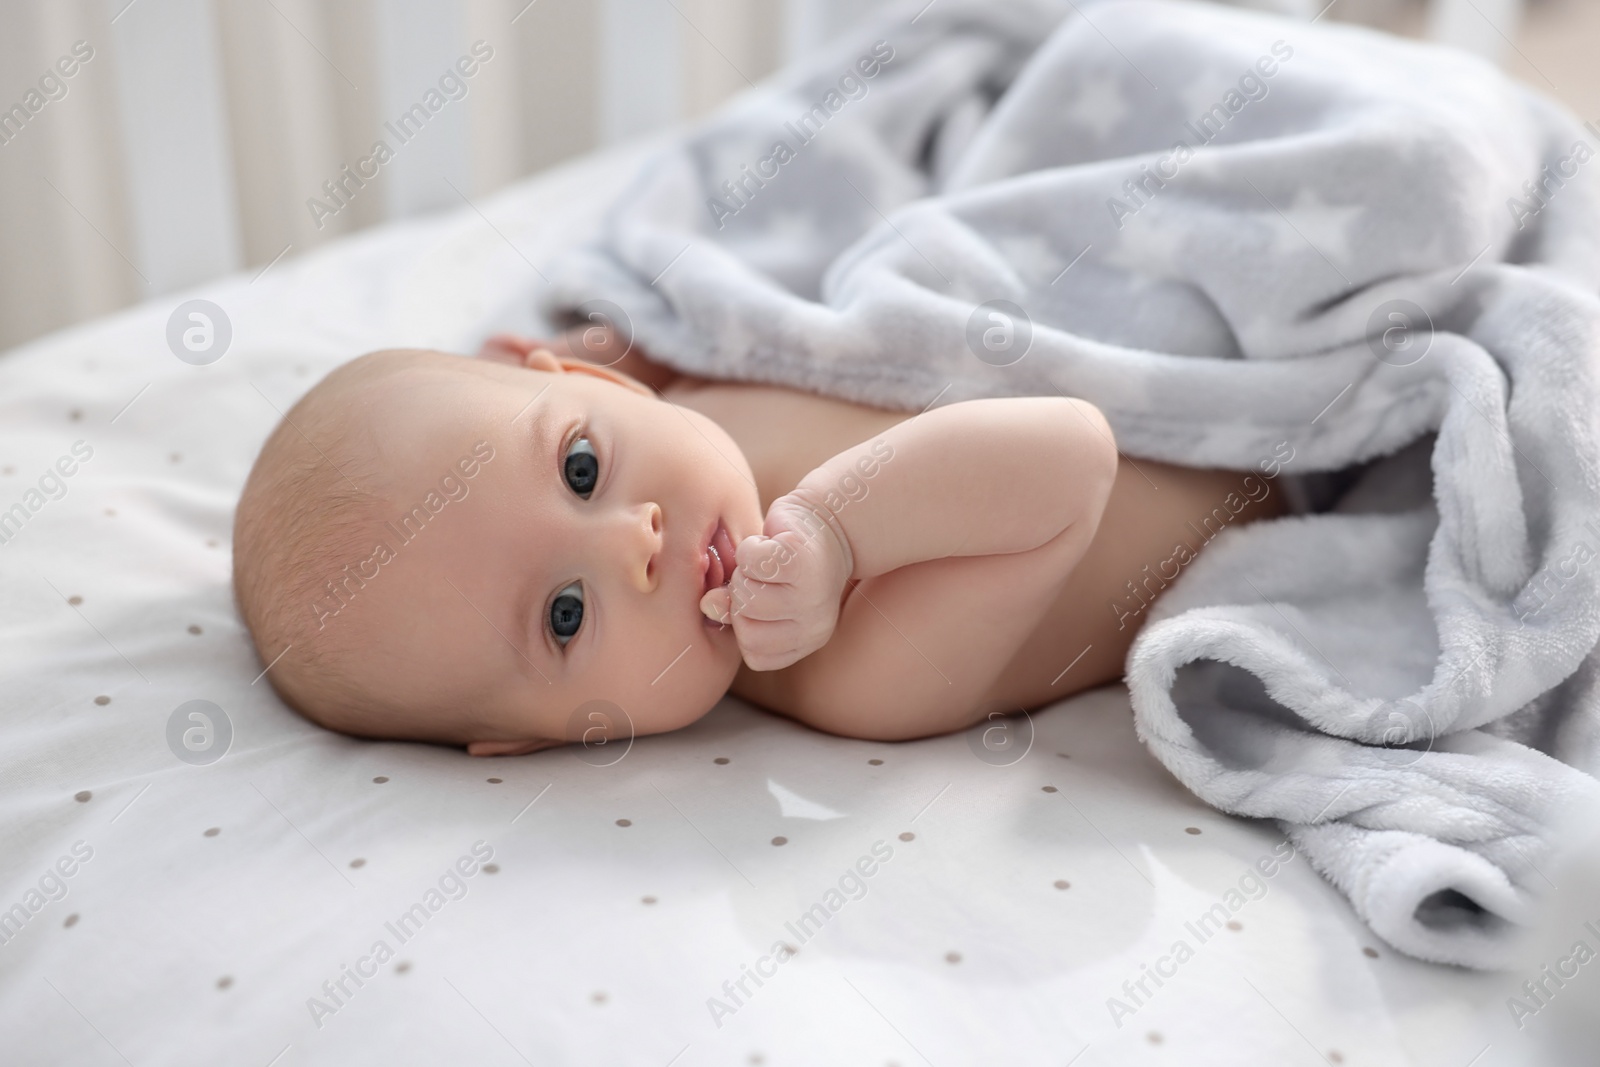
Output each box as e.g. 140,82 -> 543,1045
549,581 -> 584,646
564,436 -> 599,498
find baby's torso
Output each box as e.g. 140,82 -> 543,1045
663,376 -> 1287,711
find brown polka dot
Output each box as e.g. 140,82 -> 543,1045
104,508 -> 116,517
1226,921 -> 1242,931
69,409 -> 82,421
867,758 -> 883,765
203,827 -> 220,837
1056,752 -> 1071,759
642,896 -> 657,905
1054,879 -> 1070,890
216,976 -> 232,990
898,831 -> 915,842
63,913 -> 78,928
169,453 -> 182,464
93,695 -> 109,706
67,596 -> 82,606
1147,1031 -> 1163,1045
714,757 -> 730,765
944,951 -> 961,964
771,836 -> 787,846
592,991 -> 607,1004
482,863 -> 499,874
1329,1053 -> 1344,1065
1,466 -> 12,475
187,624 -> 202,635
1041,785 -> 1058,793
616,818 -> 632,827
372,776 -> 389,784
487,777 -> 502,784
349,858 -> 365,869
748,1056 -> 763,1065
783,943 -> 797,956
206,539 -> 218,548
74,791 -> 91,803
1362,946 -> 1380,959
395,961 -> 412,974
1184,826 -> 1201,835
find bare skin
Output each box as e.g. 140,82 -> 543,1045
503,325 -> 1287,745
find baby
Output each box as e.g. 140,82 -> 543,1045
233,325 -> 1285,755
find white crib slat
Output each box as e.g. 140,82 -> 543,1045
104,0 -> 242,295
1428,0 -> 1525,64
373,0 -> 474,223
599,0 -> 682,144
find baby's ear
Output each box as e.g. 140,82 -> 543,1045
476,334 -> 561,371
466,738 -> 563,757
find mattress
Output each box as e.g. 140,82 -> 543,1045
0,136 -> 1524,1066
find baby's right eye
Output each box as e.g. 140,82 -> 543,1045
564,436 -> 599,498
549,581 -> 584,646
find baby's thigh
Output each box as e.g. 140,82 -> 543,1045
788,520 -> 1098,741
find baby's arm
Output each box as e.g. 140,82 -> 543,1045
720,397 -> 1119,739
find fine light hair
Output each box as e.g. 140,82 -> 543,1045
232,349 -> 495,744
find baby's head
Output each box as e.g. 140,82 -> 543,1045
233,346 -> 762,755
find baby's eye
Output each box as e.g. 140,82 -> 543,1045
549,581 -> 584,646
564,436 -> 599,498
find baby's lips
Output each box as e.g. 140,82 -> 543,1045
700,585 -> 732,624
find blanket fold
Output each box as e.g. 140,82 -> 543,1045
539,0 -> 1600,967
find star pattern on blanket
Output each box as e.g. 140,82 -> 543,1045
736,208 -> 816,249
1258,188 -> 1365,267
1065,72 -> 1130,139
1178,68 -> 1225,121
994,233 -> 1065,288
1103,208 -> 1188,280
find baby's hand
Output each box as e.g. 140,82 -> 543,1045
700,491 -> 855,672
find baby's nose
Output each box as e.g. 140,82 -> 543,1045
622,502 -> 663,593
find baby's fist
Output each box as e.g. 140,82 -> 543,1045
699,491 -> 855,671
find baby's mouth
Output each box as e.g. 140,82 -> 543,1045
703,520 -> 736,595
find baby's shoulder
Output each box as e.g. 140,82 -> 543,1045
666,377 -> 906,497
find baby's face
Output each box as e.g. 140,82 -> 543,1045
329,352 -> 762,752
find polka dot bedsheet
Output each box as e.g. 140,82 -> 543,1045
0,138 -> 1514,1066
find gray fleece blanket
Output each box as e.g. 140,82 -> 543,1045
540,0 -> 1600,968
